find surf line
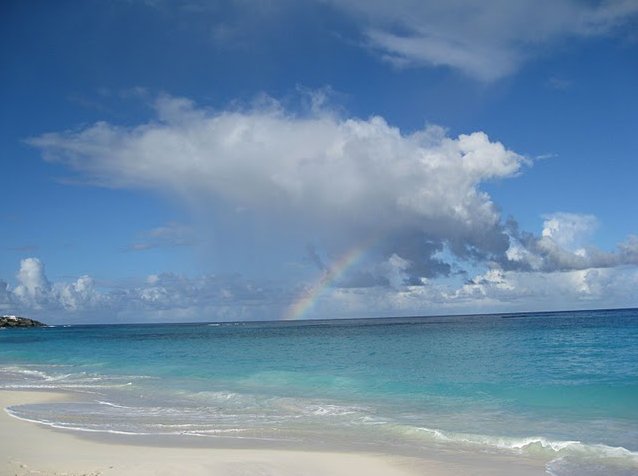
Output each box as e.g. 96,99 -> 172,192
283,239 -> 375,321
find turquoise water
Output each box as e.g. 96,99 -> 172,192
1,309 -> 637,475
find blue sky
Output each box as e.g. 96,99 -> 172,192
2,0 -> 638,323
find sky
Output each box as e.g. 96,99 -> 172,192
1,0 -> 638,324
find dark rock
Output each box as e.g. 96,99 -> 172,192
0,315 -> 46,328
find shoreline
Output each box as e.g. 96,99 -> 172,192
0,389 -> 547,476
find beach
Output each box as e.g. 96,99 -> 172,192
1,390 -> 549,476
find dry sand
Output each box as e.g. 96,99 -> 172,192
0,390 -> 546,476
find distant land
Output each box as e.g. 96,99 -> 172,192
0,315 -> 46,328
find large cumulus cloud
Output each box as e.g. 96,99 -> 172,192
29,94 -> 527,284
20,94 -> 638,320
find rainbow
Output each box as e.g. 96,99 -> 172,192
283,242 -> 372,320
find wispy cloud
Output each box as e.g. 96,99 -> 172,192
326,0 -> 638,81
128,222 -> 196,251
134,0 -> 638,81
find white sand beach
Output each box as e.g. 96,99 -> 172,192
1,390 -> 546,476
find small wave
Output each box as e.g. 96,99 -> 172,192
408,426 -> 638,474
2,367 -> 51,379
185,428 -> 247,434
5,409 -> 159,436
1,382 -> 133,390
43,373 -> 75,382
0,365 -> 153,392
5,407 -> 289,441
358,415 -> 389,425
305,404 -> 360,417
413,426 -> 637,457
192,391 -> 242,401
415,427 -> 581,453
96,400 -> 133,409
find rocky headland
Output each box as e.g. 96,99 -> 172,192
0,315 -> 46,328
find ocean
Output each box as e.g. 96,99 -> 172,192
1,309 -> 637,475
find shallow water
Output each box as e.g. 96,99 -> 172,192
2,309 -> 637,475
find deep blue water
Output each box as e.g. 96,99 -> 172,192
1,309 -> 637,475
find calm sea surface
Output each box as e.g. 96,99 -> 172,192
1,309 -> 637,475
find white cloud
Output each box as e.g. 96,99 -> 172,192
380,253 -> 411,289
55,275 -> 100,311
0,258 -> 284,323
327,0 -> 638,80
8,258 -> 105,313
13,258 -> 51,308
453,266 -> 638,309
541,212 -> 597,250
29,94 -> 527,282
284,265 -> 638,320
504,213 -> 638,273
1,256 -> 637,323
